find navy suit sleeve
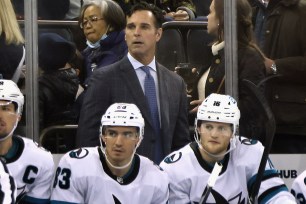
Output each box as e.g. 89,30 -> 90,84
171,75 -> 191,151
76,70 -> 111,147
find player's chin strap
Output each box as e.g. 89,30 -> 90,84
104,148 -> 136,170
195,130 -> 237,159
0,116 -> 19,142
100,137 -> 142,170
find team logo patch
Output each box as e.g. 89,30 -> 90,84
69,148 -> 89,159
164,152 -> 182,164
240,137 -> 258,145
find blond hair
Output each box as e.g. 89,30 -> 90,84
0,0 -> 24,44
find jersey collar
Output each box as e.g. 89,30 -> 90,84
2,136 -> 24,163
98,147 -> 140,185
190,141 -> 229,175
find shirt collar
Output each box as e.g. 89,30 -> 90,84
127,53 -> 157,71
211,41 -> 225,56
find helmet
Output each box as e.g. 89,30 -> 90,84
100,103 -> 145,138
0,80 -> 24,115
100,103 -> 144,170
195,93 -> 240,136
194,93 -> 240,159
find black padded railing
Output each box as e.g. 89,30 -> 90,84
40,125 -> 78,153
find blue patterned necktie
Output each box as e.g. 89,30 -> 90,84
141,66 -> 163,163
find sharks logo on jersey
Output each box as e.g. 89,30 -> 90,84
112,195 -> 122,204
239,137 -> 258,145
69,148 -> 89,159
164,152 -> 182,164
192,188 -> 245,204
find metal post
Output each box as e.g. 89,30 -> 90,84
24,0 -> 39,142
224,0 -> 238,100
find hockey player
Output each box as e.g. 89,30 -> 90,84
160,93 -> 296,204
0,157 -> 16,204
0,79 -> 54,203
51,103 -> 169,203
291,170 -> 306,203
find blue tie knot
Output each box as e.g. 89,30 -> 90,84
140,66 -> 151,76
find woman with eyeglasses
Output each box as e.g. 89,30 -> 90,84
79,0 -> 127,87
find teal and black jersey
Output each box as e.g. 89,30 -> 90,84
160,138 -> 295,204
51,147 -> 169,204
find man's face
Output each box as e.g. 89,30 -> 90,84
197,121 -> 232,156
125,10 -> 162,63
102,126 -> 140,166
0,101 -> 20,139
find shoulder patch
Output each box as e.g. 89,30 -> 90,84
69,148 -> 89,159
164,152 -> 182,164
239,137 -> 258,145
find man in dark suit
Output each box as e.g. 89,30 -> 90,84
76,2 -> 190,163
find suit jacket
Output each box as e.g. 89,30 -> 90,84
252,0 -> 306,136
76,56 -> 190,160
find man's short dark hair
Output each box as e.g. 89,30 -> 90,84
126,1 -> 165,29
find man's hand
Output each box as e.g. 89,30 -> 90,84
264,57 -> 275,75
173,10 -> 189,21
189,99 -> 203,113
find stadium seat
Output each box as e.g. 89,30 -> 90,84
186,28 -> 213,69
156,28 -> 185,71
40,124 -> 78,153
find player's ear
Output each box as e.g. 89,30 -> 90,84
135,139 -> 139,148
17,114 -> 21,122
196,126 -> 201,133
102,136 -> 107,144
155,28 -> 162,42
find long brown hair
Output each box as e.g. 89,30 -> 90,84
213,0 -> 265,58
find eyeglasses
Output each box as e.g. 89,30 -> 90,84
80,16 -> 104,29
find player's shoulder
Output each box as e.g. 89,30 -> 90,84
139,156 -> 164,172
15,136 -> 54,171
160,143 -> 193,167
236,136 -> 264,153
19,136 -> 53,160
58,147 -> 99,170
60,147 -> 99,163
292,169 -> 306,187
233,136 -> 264,164
138,155 -> 169,186
159,143 -> 200,184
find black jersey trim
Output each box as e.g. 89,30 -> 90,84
98,147 -> 140,185
0,158 -> 16,203
258,184 -> 288,203
190,141 -> 229,175
5,136 -> 24,163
